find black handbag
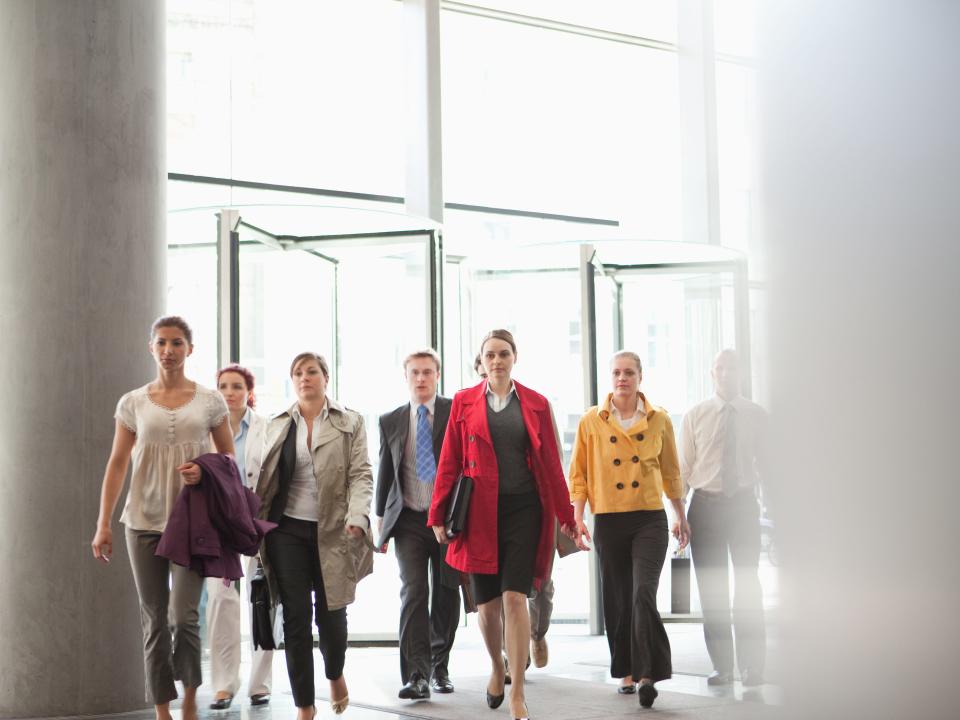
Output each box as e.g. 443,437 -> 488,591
250,562 -> 284,651
444,474 -> 474,539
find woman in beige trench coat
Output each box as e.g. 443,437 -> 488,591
256,352 -> 375,719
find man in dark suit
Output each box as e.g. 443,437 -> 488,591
376,349 -> 460,700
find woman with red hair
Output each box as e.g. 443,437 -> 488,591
206,364 -> 275,710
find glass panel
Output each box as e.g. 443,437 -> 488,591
620,271 -> 735,412
328,238 -> 431,638
167,0 -> 404,195
442,12 -> 682,239
237,243 -> 336,415
457,1 -> 679,43
167,241 -> 219,384
713,0 -> 756,57
716,61 -> 757,254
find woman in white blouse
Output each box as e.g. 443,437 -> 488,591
91,316 -> 234,720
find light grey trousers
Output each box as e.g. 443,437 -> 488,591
125,528 -> 204,704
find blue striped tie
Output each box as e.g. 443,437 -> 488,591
415,404 -> 436,483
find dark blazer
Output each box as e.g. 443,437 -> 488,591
376,395 -> 452,547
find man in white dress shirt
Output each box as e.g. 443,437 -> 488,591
680,350 -> 768,687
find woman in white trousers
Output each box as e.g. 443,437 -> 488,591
207,364 -> 274,709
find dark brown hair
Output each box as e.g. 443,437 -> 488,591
289,352 -> 330,379
479,328 -> 517,356
150,315 -> 193,345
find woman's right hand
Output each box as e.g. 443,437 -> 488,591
431,525 -> 449,544
91,525 -> 113,563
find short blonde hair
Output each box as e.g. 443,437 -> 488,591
403,349 -> 441,372
611,350 -> 642,373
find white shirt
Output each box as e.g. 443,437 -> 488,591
283,401 -> 330,521
401,395 -> 437,511
680,394 -> 767,494
611,401 -> 645,430
485,380 -> 517,413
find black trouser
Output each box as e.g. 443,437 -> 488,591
265,516 -> 348,708
594,509 -> 672,682
688,489 -> 766,676
394,508 -> 461,683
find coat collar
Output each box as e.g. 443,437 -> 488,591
272,396 -> 352,433
597,391 -> 653,433
460,379 -> 545,450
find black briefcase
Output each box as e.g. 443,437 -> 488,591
250,563 -> 284,650
444,474 -> 474,539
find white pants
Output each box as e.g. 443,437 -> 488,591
206,557 -> 273,697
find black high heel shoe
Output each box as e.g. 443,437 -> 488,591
486,689 -> 505,709
638,683 -> 658,708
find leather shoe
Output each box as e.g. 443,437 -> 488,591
486,690 -> 505,709
250,693 -> 270,706
431,671 -> 455,694
617,683 -> 636,694
209,695 -> 233,710
531,637 -> 548,668
398,674 -> 430,700
707,670 -> 733,686
638,683 -> 658,708
741,669 -> 765,687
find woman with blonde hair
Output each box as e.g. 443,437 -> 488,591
256,352 -> 375,719
568,350 -> 690,709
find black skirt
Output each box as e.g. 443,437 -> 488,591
471,491 -> 542,605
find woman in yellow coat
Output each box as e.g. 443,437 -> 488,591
569,351 -> 690,709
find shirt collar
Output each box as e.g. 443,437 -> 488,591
485,380 -> 516,400
289,398 -> 329,424
599,391 -> 649,421
232,406 -> 252,440
713,393 -> 743,409
412,394 -> 437,416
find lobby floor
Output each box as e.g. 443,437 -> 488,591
34,622 -> 781,720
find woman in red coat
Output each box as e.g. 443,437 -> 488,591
428,329 -> 577,720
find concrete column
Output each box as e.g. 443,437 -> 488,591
759,2 -> 959,718
403,0 -> 444,223
0,1 -> 165,716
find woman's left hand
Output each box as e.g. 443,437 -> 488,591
671,517 -> 691,549
177,462 -> 202,485
345,525 -> 365,539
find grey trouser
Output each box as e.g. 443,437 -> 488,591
394,508 -> 461,682
125,528 -> 205,704
528,576 -> 554,641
